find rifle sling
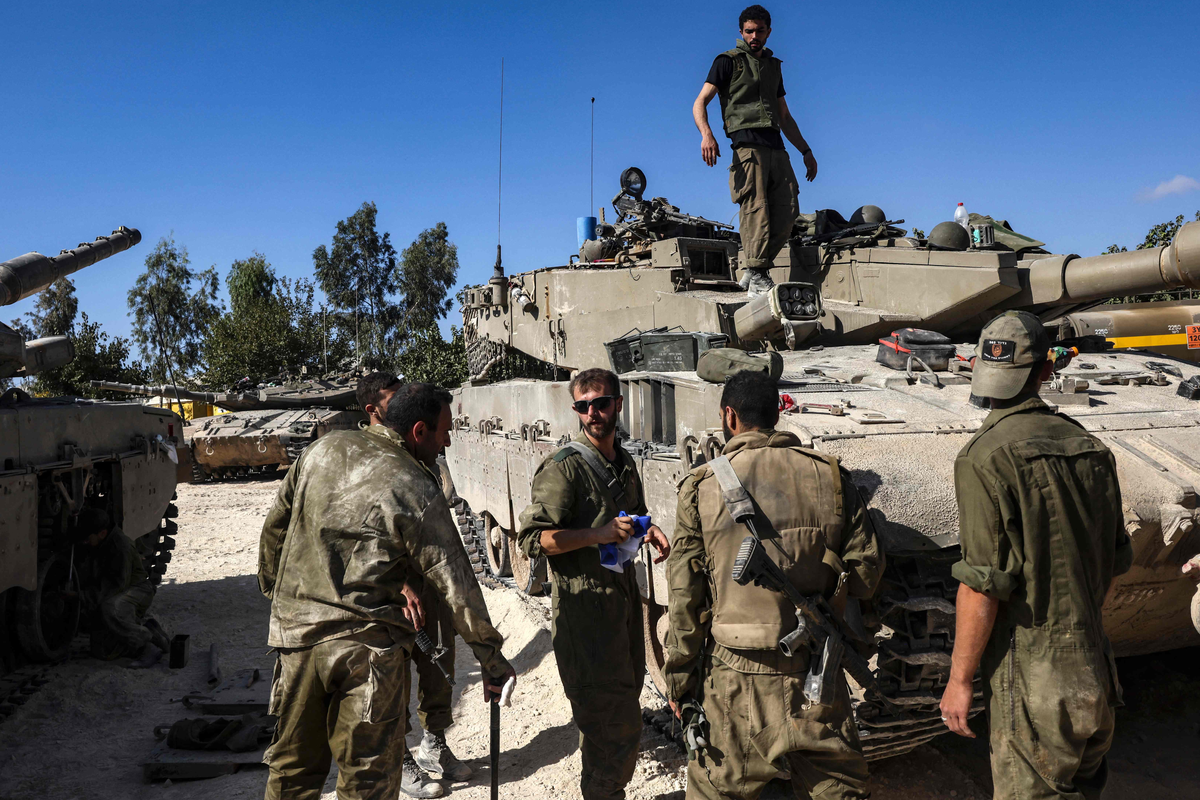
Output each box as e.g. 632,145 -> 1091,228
559,441 -> 630,512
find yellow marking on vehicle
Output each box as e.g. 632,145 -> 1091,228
1107,334 -> 1188,349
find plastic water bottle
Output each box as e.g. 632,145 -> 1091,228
954,202 -> 969,231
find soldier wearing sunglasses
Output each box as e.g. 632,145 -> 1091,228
517,368 -> 670,800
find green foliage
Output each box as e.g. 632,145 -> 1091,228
32,312 -> 147,398
226,252 -> 277,315
395,325 -> 467,387
27,278 -> 79,337
397,222 -> 459,334
910,227 -> 926,240
127,235 -> 223,383
1103,210 -> 1200,303
204,253 -> 349,386
313,202 -> 399,368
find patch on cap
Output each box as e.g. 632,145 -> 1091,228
980,339 -> 1015,363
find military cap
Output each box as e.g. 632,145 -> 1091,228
971,311 -> 1050,400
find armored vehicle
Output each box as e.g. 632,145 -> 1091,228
91,378 -> 366,481
1060,299 -> 1200,364
0,228 -> 182,671
446,168 -> 1200,759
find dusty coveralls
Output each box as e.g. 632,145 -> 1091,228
517,432 -> 647,800
713,39 -> 799,270
258,425 -> 510,800
79,527 -> 156,659
953,398 -> 1133,800
665,431 -> 884,800
401,457 -> 465,737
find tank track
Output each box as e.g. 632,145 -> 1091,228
852,549 -> 984,760
138,503 -> 179,586
453,502 -> 515,590
0,666 -> 51,724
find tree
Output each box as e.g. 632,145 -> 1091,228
397,222 -> 459,334
395,325 -> 467,387
226,252 -> 277,315
34,312 -> 148,398
203,254 -> 351,387
1103,210 -> 1200,301
313,202 -> 399,368
27,278 -> 79,337
127,235 -> 222,383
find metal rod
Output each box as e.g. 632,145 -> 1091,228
497,58 -> 504,248
590,97 -> 595,215
490,700 -> 499,800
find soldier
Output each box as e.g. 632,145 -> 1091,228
664,370 -> 882,800
259,382 -> 516,800
692,4 -> 818,296
355,371 -> 474,786
517,367 -> 671,800
941,311 -> 1133,799
74,507 -> 171,667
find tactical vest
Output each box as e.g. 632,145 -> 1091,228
718,40 -> 783,136
695,433 -> 846,650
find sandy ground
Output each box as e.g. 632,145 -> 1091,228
1,475 -> 1198,800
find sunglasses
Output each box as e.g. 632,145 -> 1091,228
571,395 -> 618,414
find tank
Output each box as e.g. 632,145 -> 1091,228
90,377 -> 366,481
1058,299 -> 1200,364
0,228 -> 183,671
445,169 -> 1200,760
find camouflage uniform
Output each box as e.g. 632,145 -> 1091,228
517,432 -> 647,800
78,527 -> 156,659
259,425 -> 510,800
953,398 -> 1133,800
665,430 -> 884,800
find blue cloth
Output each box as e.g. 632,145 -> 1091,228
598,513 -> 651,573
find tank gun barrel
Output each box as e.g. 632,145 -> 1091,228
89,380 -> 222,404
1025,220 -> 1200,308
0,227 -> 142,307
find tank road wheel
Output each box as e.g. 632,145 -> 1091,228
484,521 -> 512,578
643,600 -> 671,697
13,551 -> 80,663
510,544 -> 546,596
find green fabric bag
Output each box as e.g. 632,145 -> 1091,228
696,348 -> 784,383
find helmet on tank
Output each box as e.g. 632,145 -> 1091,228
848,205 -> 886,225
928,221 -> 969,251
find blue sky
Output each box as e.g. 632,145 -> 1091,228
3,1 -> 1198,347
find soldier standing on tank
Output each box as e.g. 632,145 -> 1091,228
74,507 -> 172,667
260,382 -> 516,800
664,371 -> 882,800
941,311 -> 1133,800
355,371 -> 475,788
517,367 -> 671,800
693,5 -> 818,296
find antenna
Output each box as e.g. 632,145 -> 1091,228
493,57 -> 504,278
590,97 -> 595,214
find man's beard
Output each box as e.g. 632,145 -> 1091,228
722,419 -> 734,441
585,415 -> 618,440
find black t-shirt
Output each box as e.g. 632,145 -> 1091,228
706,54 -> 786,150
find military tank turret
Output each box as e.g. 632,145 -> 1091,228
445,168 -> 1200,760
1,228 -> 182,673
91,376 -> 366,481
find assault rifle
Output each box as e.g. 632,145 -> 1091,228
731,535 -> 886,708
795,219 -> 905,247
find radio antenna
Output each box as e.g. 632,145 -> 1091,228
590,97 -> 595,214
494,58 -> 504,275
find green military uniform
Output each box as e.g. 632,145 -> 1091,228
517,432 -> 647,800
665,430 -> 884,800
953,398 -> 1132,800
716,39 -> 799,271
79,527 -> 157,659
259,425 -> 510,800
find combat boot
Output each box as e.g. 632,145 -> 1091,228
745,268 -> 775,296
401,753 -> 444,798
416,730 -> 473,781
